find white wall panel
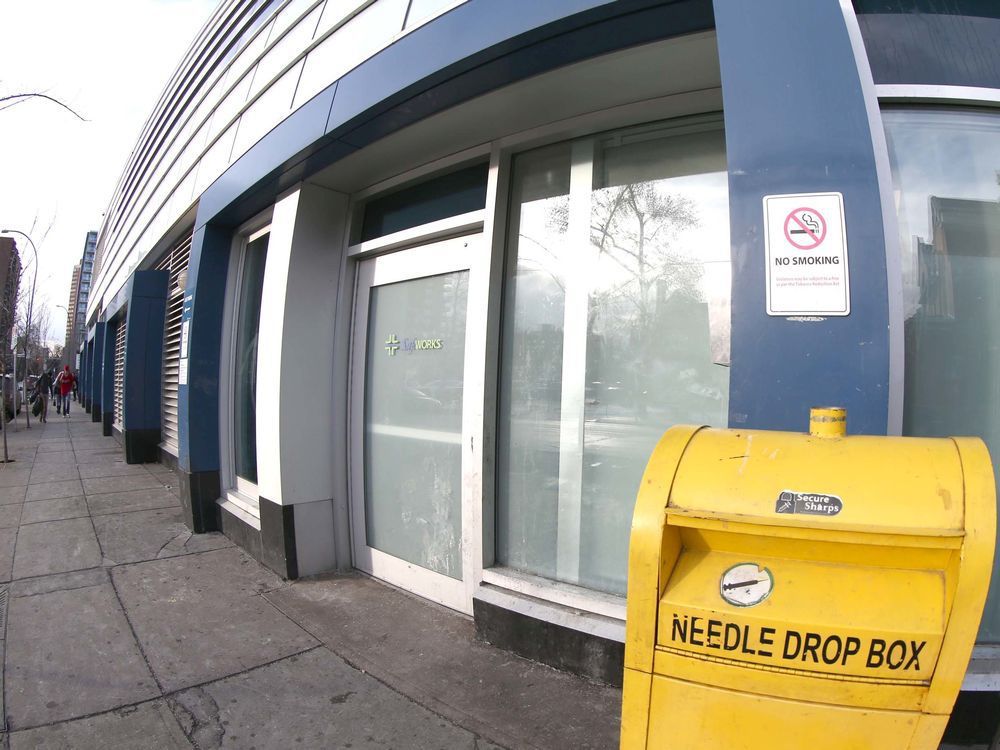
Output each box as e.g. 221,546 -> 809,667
195,123 -> 238,196
247,6 -> 321,102
295,0 -> 408,108
233,60 -> 304,160
255,183 -> 348,505
270,0 -> 324,42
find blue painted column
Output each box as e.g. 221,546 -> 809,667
80,339 -> 90,413
177,224 -> 231,532
714,0 -> 891,435
101,316 -> 117,437
90,323 -> 106,423
77,344 -> 86,412
121,270 -> 168,463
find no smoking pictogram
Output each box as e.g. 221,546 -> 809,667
783,207 -> 827,250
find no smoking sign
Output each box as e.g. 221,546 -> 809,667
764,192 -> 850,316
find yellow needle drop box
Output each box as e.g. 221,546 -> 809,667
621,409 -> 996,750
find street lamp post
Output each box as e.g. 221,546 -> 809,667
1,229 -> 39,430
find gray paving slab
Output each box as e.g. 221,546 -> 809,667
0,485 -> 27,505
71,439 -> 115,450
20,496 -> 90,525
169,647 -> 502,750
0,467 -> 32,487
265,575 -> 622,750
77,462 -> 150,480
73,458 -> 125,470
0,526 -> 17,581
74,448 -> 124,459
36,441 -> 72,453
0,502 -> 22,528
149,470 -> 179,487
29,451 -> 74,465
13,517 -> 103,579
5,582 -> 160,729
9,700 -> 192,750
11,567 -> 109,598
28,464 -> 80,484
82,473 -> 166,495
87,488 -> 179,516
25,479 -> 84,502
112,547 -> 317,692
93,507 -> 232,565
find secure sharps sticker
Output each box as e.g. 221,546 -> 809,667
775,490 -> 843,516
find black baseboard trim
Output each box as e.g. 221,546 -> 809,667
157,446 -> 180,471
473,593 -> 625,686
102,412 -> 113,437
260,496 -> 298,580
216,498 -> 297,580
218,502 -> 263,563
124,428 -> 160,464
944,691 -> 1000,745
179,469 -> 221,533
91,406 -> 101,423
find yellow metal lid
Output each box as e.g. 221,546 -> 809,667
666,427 -> 965,536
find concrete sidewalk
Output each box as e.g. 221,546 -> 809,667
0,407 -> 621,749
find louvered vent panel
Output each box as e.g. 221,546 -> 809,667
113,316 -> 127,428
155,234 -> 192,454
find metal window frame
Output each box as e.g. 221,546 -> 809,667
348,234 -> 483,614
218,211 -> 273,521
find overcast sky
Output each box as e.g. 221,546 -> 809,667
0,0 -> 219,347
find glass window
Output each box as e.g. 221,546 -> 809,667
233,232 -> 269,485
359,163 -> 488,243
497,117 -> 731,595
884,108 -> 1000,641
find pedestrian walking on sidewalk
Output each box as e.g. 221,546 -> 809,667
53,366 -> 76,417
35,370 -> 52,422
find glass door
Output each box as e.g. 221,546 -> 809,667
350,235 -> 476,612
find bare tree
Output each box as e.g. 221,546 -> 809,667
0,91 -> 87,121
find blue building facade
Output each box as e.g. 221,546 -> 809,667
83,0 -> 1000,740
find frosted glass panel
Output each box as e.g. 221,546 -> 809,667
364,271 -> 468,579
497,119 -> 730,596
884,109 -> 1000,642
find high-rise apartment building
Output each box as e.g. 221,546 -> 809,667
65,231 -> 97,363
65,264 -> 81,353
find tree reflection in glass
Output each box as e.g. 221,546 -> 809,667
498,119 -> 731,595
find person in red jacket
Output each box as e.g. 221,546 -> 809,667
53,366 -> 76,418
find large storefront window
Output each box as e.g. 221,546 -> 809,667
884,108 -> 1000,642
497,117 -> 731,596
